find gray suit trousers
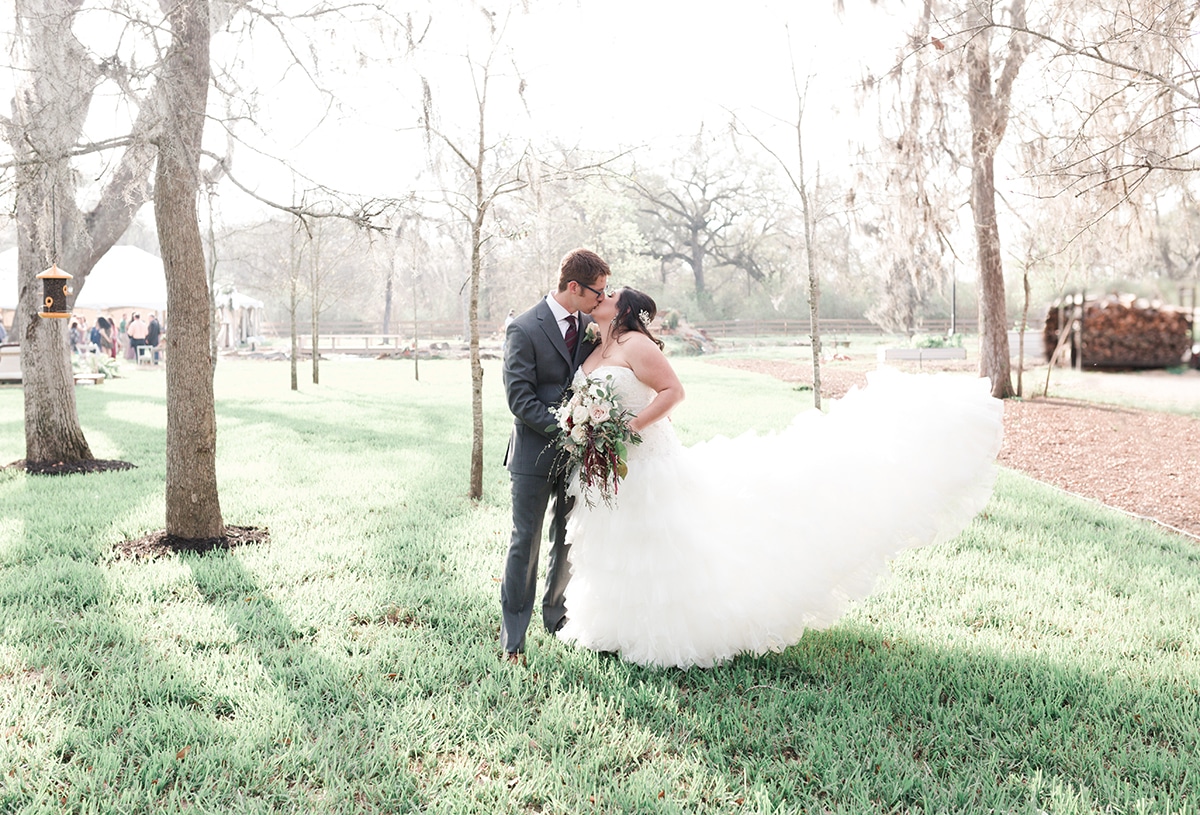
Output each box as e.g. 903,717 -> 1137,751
500,471 -> 573,654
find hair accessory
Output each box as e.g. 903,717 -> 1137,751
638,310 -> 652,327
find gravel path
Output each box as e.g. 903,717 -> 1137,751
709,357 -> 1200,541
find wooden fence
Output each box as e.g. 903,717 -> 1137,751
270,317 -> 979,345
688,318 -> 977,338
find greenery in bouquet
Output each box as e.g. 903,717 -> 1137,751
547,369 -> 642,506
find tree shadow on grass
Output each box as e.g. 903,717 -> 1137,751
502,484 -> 1200,814
490,613 -> 1198,813
0,372 -> 468,810
426,470 -> 1200,812
183,549 -> 424,811
71,385 -> 475,470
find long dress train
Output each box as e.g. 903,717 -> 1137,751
556,365 -> 1004,669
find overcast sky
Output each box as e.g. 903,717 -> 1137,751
0,1 -> 916,222
215,0 -> 915,215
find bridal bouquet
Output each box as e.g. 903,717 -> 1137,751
548,369 -> 642,507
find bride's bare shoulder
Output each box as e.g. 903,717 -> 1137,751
622,331 -> 665,356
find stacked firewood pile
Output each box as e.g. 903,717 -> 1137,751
1043,293 -> 1194,369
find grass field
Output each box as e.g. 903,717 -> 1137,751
1,357 -> 1198,814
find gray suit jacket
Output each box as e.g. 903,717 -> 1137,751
503,299 -> 597,477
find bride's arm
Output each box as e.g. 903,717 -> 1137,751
626,337 -> 684,434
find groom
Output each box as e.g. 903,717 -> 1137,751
500,248 -> 611,663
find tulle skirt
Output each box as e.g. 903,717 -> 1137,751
556,367 -> 1004,668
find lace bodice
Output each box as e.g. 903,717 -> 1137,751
583,365 -> 680,459
584,365 -> 654,411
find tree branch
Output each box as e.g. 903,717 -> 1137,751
201,149 -> 410,228
998,21 -> 1200,107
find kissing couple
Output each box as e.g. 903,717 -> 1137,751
499,248 -> 1003,669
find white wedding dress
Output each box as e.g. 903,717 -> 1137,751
556,365 -> 1004,669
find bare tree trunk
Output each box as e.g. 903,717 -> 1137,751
1018,262 -> 1032,397
206,192 -> 220,368
157,0 -> 223,539
310,229 -> 320,385
794,103 -> 822,409
20,301 -> 92,462
964,1 -> 1025,399
9,0 -> 156,466
427,42 -> 532,500
468,213 -> 485,500
409,240 -> 420,383
689,229 -> 707,305
289,281 -> 299,391
968,142 -> 1015,398
466,70 -> 488,501
289,226 -> 300,391
14,176 -> 93,463
383,232 -> 396,337
412,282 -> 420,383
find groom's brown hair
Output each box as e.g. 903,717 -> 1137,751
557,248 -> 610,291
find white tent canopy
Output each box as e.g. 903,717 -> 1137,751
216,288 -> 264,311
0,245 -> 167,312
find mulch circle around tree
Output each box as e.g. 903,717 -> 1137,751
113,525 -> 271,561
8,459 -> 137,475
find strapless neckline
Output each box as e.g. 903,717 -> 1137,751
582,364 -> 634,377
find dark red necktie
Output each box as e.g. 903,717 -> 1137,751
565,314 -> 578,356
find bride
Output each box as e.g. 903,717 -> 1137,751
555,287 -> 1005,669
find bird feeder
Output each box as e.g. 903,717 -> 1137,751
36,264 -> 72,319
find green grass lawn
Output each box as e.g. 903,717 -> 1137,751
1,358 -> 1198,814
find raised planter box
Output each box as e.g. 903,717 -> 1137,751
0,343 -> 20,383
1008,330 -> 1045,360
877,347 -> 967,362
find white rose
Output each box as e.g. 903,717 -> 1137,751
570,424 -> 588,443
589,403 -> 610,423
572,404 -> 590,424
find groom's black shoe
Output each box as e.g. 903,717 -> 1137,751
552,617 -> 568,634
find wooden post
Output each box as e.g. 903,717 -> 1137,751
1076,289 -> 1086,370
1077,293 -> 1084,369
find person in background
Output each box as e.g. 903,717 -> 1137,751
120,313 -> 133,359
95,316 -> 114,357
146,313 -> 162,362
127,312 -> 148,358
70,319 -> 82,353
500,308 -> 516,356
106,315 -> 120,358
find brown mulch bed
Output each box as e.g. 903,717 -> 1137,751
112,525 -> 271,561
999,398 -> 1199,540
710,357 -> 1200,541
8,458 -> 136,475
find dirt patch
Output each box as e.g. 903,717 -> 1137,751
709,357 -> 1200,541
113,525 -> 271,561
998,398 -> 1199,539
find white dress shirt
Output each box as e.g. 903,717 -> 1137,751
545,292 -> 578,340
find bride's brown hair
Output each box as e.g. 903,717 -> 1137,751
611,288 -> 664,350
